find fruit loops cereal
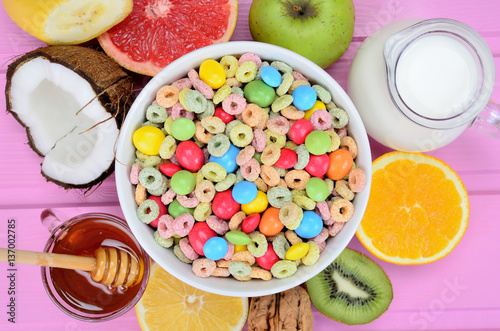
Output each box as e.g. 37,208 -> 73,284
130,53 -> 367,281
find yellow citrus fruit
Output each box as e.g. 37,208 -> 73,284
356,152 -> 469,265
2,0 -> 133,45
136,263 -> 248,331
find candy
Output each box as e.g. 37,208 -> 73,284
232,180 -> 258,204
289,119 -> 314,145
212,189 -> 240,220
260,65 -> 282,87
170,117 -> 196,141
199,59 -> 226,89
326,149 -> 354,180
305,177 -> 329,202
214,105 -> 234,124
274,148 -> 297,169
176,140 -> 205,172
133,125 -> 165,155
255,243 -> 280,270
240,213 -> 260,233
305,130 -> 331,155
189,222 -> 218,256
295,211 -> 323,239
170,170 -> 196,195
259,207 -> 284,237
304,100 -> 325,121
168,199 -> 195,218
203,237 -> 228,261
292,85 -> 317,111
285,242 -> 310,260
305,153 -> 330,177
209,143 -> 239,174
192,258 -> 216,278
234,244 -> 248,253
270,260 -> 297,279
243,80 -> 276,107
225,230 -> 252,246
159,162 -> 181,177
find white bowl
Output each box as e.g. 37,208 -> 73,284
115,41 -> 372,297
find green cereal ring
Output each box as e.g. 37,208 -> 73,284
231,86 -> 245,97
196,170 -> 205,184
273,166 -> 287,178
163,116 -> 174,135
268,111 -> 280,119
301,241 -> 320,266
286,208 -> 303,230
213,84 -> 232,104
235,168 -> 244,184
225,120 -> 243,136
294,144 -> 310,170
229,123 -> 254,147
198,100 -> 215,119
173,244 -> 193,264
279,201 -> 301,226
201,162 -> 227,182
265,130 -> 286,148
326,130 -> 341,152
271,260 -> 297,279
220,55 -> 239,78
330,108 -> 349,128
325,101 -> 338,110
139,167 -> 165,191
247,233 -> 268,258
271,60 -> 293,74
335,179 -> 355,201
215,173 -> 236,192
178,88 -> 190,110
291,189 -> 306,198
272,233 -> 290,259
185,89 -> 208,113
154,230 -> 174,248
146,177 -> 168,196
271,95 -> 294,113
312,84 -> 332,104
202,116 -> 226,134
294,195 -> 316,211
194,202 -> 212,222
228,261 -> 252,277
137,199 -> 160,224
267,186 -> 292,208
276,72 -> 293,96
324,178 -> 334,195
136,150 -> 162,167
207,134 -> 230,157
284,141 -> 298,150
146,104 -> 168,124
141,121 -> 162,128
159,135 -> 177,159
235,60 -> 258,83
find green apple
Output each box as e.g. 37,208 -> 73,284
249,0 -> 355,68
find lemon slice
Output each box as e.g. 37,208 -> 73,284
3,0 -> 133,45
136,263 -> 248,331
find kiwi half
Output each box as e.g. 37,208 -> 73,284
306,248 -> 393,325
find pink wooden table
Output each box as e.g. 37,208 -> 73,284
1,1 -> 500,330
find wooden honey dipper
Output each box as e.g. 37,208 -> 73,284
0,247 -> 141,287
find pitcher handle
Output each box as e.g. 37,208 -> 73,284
471,100 -> 500,139
40,209 -> 69,233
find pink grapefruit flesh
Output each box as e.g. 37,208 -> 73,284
98,0 -> 238,76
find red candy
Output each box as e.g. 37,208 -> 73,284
305,153 -> 330,177
255,243 -> 280,270
212,189 -> 241,220
214,106 -> 235,125
188,222 -> 217,256
289,119 -> 313,145
241,213 -> 260,233
175,140 -> 205,172
148,195 -> 167,228
159,163 -> 182,177
274,148 -> 297,169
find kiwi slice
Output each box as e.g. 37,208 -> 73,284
306,248 -> 393,325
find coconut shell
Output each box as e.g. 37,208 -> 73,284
5,45 -> 135,189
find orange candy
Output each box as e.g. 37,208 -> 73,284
326,149 -> 353,180
258,207 -> 284,236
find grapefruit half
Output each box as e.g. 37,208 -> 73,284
97,0 -> 238,76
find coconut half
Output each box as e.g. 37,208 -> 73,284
5,45 -> 134,189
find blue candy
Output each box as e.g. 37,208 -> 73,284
209,143 -> 240,173
292,85 -> 317,111
232,180 -> 258,204
294,211 -> 323,239
203,237 -> 228,261
260,66 -> 282,87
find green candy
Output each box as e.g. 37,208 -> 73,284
168,199 -> 195,218
170,170 -> 196,195
170,118 -> 195,141
243,80 -> 276,107
305,177 -> 329,202
225,230 -> 252,245
305,130 -> 331,155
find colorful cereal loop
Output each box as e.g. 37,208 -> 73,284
156,85 -> 179,108
235,61 -> 258,83
220,55 -> 239,78
329,198 -> 354,223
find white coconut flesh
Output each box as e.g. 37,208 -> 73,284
9,57 -> 119,186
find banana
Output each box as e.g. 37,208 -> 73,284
2,0 -> 133,45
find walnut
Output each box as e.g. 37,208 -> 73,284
248,286 -> 313,331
